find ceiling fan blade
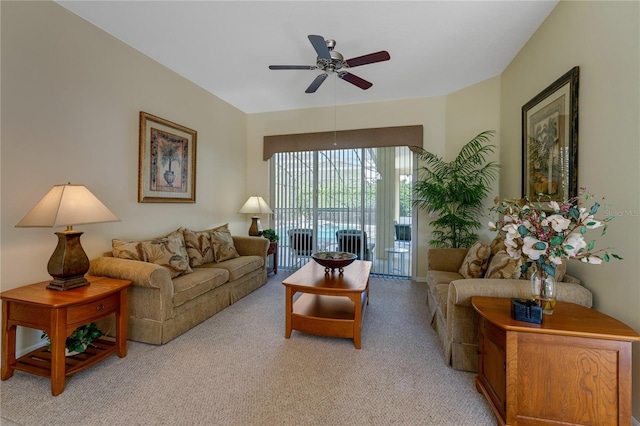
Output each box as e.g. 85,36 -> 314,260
305,73 -> 328,93
308,35 -> 331,60
338,72 -> 373,90
269,65 -> 317,70
345,51 -> 390,68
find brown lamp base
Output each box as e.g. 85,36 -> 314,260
47,275 -> 90,291
46,229 -> 91,291
248,216 -> 264,236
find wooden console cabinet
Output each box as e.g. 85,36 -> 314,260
472,296 -> 640,425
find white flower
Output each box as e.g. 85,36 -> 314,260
549,201 -> 560,211
522,236 -> 547,261
547,214 -> 572,232
585,219 -> 603,229
504,239 -> 521,259
548,254 -> 563,265
564,233 -> 587,257
502,223 -> 519,240
488,221 -> 497,231
585,256 -> 603,265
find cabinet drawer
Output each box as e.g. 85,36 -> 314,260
67,293 -> 119,326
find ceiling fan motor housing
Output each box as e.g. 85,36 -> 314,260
317,40 -> 345,72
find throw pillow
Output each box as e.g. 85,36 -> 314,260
182,227 -> 214,267
485,250 -> 523,279
141,235 -> 193,278
210,229 -> 240,262
489,233 -> 506,256
458,242 -> 491,279
112,239 -> 146,261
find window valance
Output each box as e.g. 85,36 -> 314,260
263,125 -> 423,160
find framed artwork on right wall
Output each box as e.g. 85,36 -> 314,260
522,66 -> 579,202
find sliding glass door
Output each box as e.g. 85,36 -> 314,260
270,146 -> 414,276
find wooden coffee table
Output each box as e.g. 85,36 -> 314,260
282,260 -> 371,348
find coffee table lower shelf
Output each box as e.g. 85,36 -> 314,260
290,292 -> 368,347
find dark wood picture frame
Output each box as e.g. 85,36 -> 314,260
522,66 -> 579,202
138,112 -> 197,203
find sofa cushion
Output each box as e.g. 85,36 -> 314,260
141,235 -> 193,278
210,229 -> 240,262
485,250 -> 523,279
112,239 -> 146,261
182,228 -> 214,267
172,268 -> 229,308
458,242 -> 491,278
199,255 -> 264,281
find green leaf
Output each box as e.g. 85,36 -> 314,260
550,235 -> 564,247
580,225 -> 587,234
517,225 -> 530,236
541,262 -> 556,277
587,239 -> 596,251
590,202 -> 600,215
534,242 -> 547,250
604,253 -> 610,262
612,254 -> 623,260
568,207 -> 580,220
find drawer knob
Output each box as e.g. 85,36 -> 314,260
97,304 -> 104,311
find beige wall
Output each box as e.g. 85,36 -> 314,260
1,2 -> 248,350
246,78 -> 501,279
500,1 -> 640,416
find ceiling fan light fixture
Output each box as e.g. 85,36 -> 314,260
269,34 -> 390,93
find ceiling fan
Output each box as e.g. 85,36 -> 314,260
269,35 -> 390,93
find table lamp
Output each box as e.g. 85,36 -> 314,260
15,183 -> 120,291
238,196 -> 273,236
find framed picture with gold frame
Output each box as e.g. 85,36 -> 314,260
522,66 -> 579,202
138,112 -> 197,203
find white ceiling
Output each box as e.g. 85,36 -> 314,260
57,1 -> 558,114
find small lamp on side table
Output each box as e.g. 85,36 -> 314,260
15,183 -> 120,291
238,196 -> 273,236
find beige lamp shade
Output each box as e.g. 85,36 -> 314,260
16,183 -> 119,291
238,196 -> 272,236
238,196 -> 273,215
16,183 -> 119,228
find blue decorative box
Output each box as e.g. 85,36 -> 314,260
511,298 -> 543,324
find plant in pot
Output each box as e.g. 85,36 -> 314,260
263,228 -> 279,242
41,322 -> 103,356
413,130 -> 498,248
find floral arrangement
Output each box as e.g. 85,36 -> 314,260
489,188 -> 621,278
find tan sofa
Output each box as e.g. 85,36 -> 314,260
425,248 -> 593,373
89,234 -> 269,345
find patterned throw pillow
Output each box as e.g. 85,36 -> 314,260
210,229 -> 240,262
489,233 -> 506,256
458,242 -> 491,279
182,227 -> 214,267
112,239 -> 146,261
485,250 -> 523,279
140,235 -> 193,278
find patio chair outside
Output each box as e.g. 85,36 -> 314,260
288,228 -> 314,267
336,229 -> 375,261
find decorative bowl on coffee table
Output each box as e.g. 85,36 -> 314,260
311,251 -> 357,274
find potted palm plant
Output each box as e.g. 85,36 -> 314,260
413,130 -> 499,248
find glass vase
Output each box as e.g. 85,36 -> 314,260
530,265 -> 556,315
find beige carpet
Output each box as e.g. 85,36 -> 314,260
0,272 -> 495,425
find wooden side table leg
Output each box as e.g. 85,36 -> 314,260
1,300 -> 16,380
353,294 -> 362,349
50,308 -> 67,396
285,287 -> 293,338
116,288 -> 128,357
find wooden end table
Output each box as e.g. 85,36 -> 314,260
1,276 -> 132,395
472,296 -> 640,425
282,260 -> 371,349
266,241 -> 278,275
